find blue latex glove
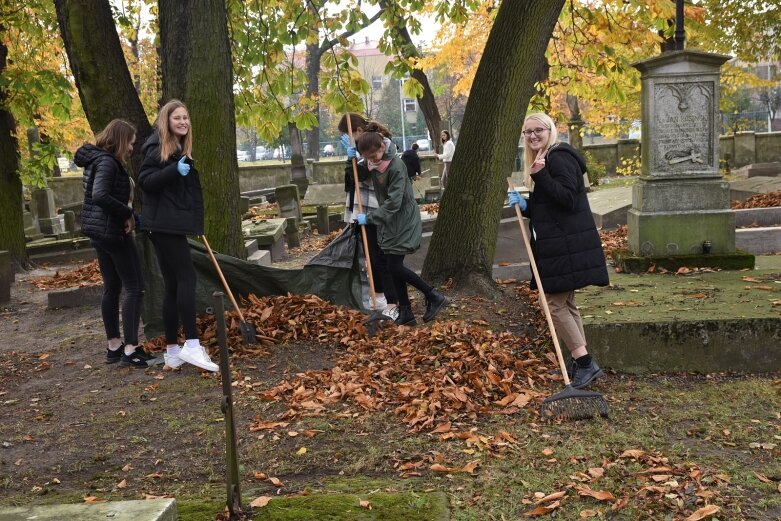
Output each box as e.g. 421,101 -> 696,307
340,134 -> 357,160
177,156 -> 191,176
508,191 -> 527,211
355,213 -> 367,226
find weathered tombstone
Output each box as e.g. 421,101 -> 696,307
629,50 -> 737,257
0,251 -> 11,304
284,217 -> 300,248
23,209 -> 43,241
316,205 -> 330,235
33,188 -> 65,236
239,196 -> 250,215
275,184 -> 302,222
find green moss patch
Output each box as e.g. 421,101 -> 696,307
612,248 -> 755,273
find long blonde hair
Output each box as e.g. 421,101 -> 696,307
155,99 -> 192,162
522,112 -> 558,191
95,119 -> 136,163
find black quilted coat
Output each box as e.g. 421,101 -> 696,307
75,144 -> 133,242
137,132 -> 204,236
523,142 -> 609,294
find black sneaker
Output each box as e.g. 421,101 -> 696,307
395,305 -> 417,326
571,360 -> 604,389
422,290 -> 448,322
106,345 -> 124,364
566,357 -> 577,381
119,347 -> 155,369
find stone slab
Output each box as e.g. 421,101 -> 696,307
587,186 -> 632,230
734,162 -> 781,178
248,248 -> 271,266
734,207 -> 781,228
730,176 -> 781,202
243,218 -> 286,245
245,238 -> 258,256
48,284 -> 104,309
302,183 -> 345,207
736,226 -> 781,255
0,499 -> 177,521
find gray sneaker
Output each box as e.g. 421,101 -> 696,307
571,360 -> 604,389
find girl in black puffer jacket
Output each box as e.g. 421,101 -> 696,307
137,99 -> 217,373
76,119 -> 153,368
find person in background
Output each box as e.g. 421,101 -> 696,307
401,142 -> 422,180
76,119 -> 157,368
508,112 -> 608,389
138,99 -> 218,372
338,114 -> 398,320
437,130 -> 455,188
354,131 -> 448,326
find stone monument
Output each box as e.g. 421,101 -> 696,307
628,50 -> 736,257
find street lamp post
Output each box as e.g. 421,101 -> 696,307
399,78 -> 407,150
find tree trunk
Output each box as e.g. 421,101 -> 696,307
288,122 -> 308,196
305,40 -> 321,161
54,0 -> 152,174
159,0 -> 244,258
0,26 -> 28,270
422,0 -> 565,292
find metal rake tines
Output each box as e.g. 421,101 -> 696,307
540,385 -> 610,420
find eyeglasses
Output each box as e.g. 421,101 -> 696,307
522,127 -> 549,137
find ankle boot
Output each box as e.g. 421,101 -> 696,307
571,360 -> 604,389
423,290 -> 448,322
395,305 -> 417,326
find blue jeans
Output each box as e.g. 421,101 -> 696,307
91,234 -> 144,346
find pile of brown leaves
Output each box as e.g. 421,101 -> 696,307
420,202 -> 439,215
228,293 -> 553,431
731,190 -> 781,209
600,225 -> 628,258
522,449 -> 726,519
28,260 -> 102,290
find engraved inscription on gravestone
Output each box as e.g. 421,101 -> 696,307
653,81 -> 714,173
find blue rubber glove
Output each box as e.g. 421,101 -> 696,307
508,191 -> 527,211
355,213 -> 367,226
177,156 -> 191,176
340,134 -> 357,160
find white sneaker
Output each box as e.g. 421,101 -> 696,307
381,306 -> 399,321
372,295 -> 388,310
163,352 -> 186,369
178,341 -> 219,372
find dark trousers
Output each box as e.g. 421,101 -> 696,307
92,235 -> 144,346
149,232 -> 197,344
362,224 -> 396,304
385,253 -> 432,307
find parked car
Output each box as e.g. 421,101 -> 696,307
237,149 -> 249,161
322,144 -> 335,157
415,139 -> 431,151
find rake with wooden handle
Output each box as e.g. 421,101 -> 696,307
202,235 -> 257,345
506,177 -> 608,420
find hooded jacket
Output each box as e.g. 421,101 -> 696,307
137,131 -> 204,236
524,142 -> 609,293
75,144 -> 133,242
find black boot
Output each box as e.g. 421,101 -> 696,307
395,305 -> 417,326
571,359 -> 604,389
422,290 -> 448,322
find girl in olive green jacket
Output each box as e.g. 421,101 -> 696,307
354,132 -> 448,326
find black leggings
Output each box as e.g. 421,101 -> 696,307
92,235 -> 144,346
385,253 -> 433,307
362,224 -> 396,304
149,232 -> 197,344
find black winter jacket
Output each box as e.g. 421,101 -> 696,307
524,142 -> 609,294
137,131 -> 204,236
400,149 -> 421,178
75,144 -> 134,242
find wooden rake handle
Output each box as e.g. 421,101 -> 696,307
346,114 -> 377,310
506,178 -> 571,385
202,234 -> 247,323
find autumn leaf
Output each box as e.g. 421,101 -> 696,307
575,484 -> 616,502
83,496 -> 103,503
619,449 -> 645,459
431,422 -> 451,434
685,504 -> 720,520
359,499 -> 372,509
250,496 -> 272,508
523,500 -> 560,516
116,479 -> 127,489
535,491 -> 566,503
268,476 -> 283,487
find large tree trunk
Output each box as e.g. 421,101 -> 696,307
159,0 -> 244,258
422,0 -> 564,292
305,42 -> 322,161
54,0 -> 152,174
0,26 -> 28,270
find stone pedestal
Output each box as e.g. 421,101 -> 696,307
629,50 -> 738,258
284,217 -> 300,248
275,184 -> 302,222
316,205 -> 330,235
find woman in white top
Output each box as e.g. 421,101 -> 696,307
437,130 -> 455,188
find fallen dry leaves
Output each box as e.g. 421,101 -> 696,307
521,448 -> 728,519
731,190 -> 781,209
29,260 -> 102,290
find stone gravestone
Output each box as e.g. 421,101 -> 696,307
275,184 -> 301,248
628,50 -> 735,256
32,187 -> 65,236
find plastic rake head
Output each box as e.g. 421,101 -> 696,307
539,385 -> 610,421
